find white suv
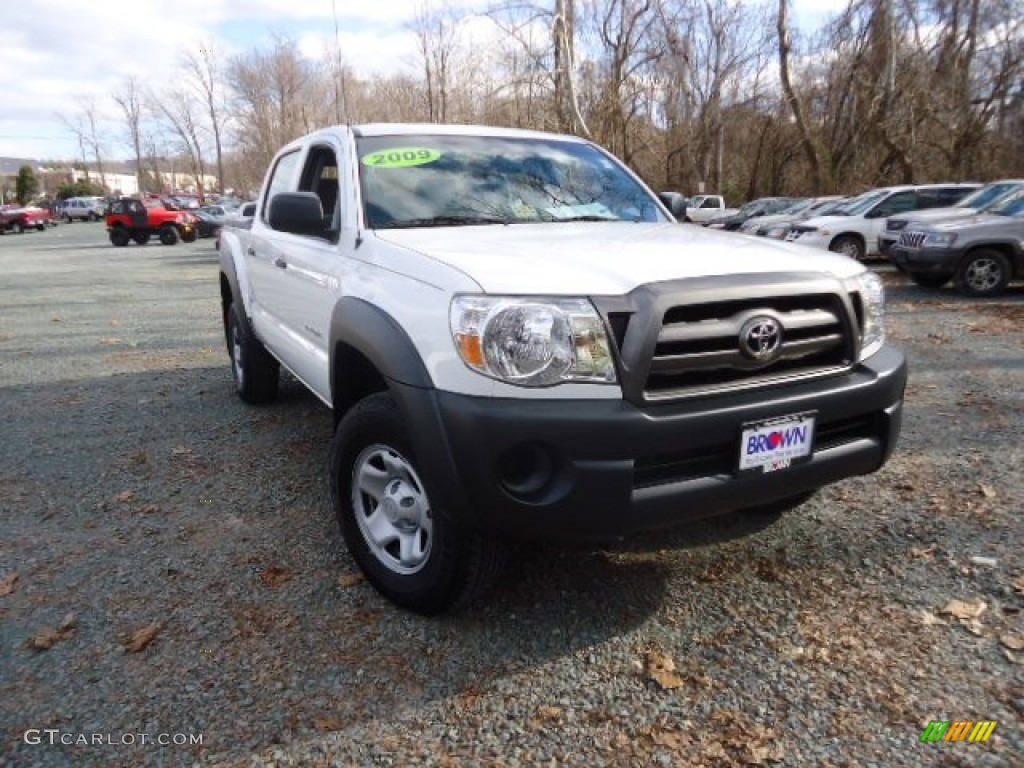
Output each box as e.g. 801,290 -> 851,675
58,196 -> 106,222
786,184 -> 979,260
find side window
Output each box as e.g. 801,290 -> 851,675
297,145 -> 341,241
939,188 -> 970,205
261,150 -> 302,223
916,190 -> 944,210
701,198 -> 717,209
871,191 -> 917,217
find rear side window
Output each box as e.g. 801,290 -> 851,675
261,150 -> 302,223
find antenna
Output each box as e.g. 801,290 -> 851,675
331,0 -> 350,123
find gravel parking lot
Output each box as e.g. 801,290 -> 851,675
1,223 -> 1022,768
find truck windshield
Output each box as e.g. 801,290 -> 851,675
355,134 -> 665,229
987,189 -> 1024,217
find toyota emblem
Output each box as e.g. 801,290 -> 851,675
739,316 -> 783,362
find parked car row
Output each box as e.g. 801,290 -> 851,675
0,204 -> 55,234
690,179 -> 1023,296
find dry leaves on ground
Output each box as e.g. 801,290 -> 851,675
1000,633 -> 1024,652
528,704 -> 564,731
27,613 -> 76,651
940,599 -> 987,620
642,647 -> 685,690
124,621 -> 161,653
260,564 -> 293,589
0,572 -> 19,595
978,483 -> 997,499
338,572 -> 364,588
116,490 -> 136,503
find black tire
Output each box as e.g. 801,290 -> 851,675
330,392 -> 506,615
159,225 -> 179,246
829,235 -> 865,261
88,212 -> 99,222
109,227 -> 131,247
132,232 -> 151,245
181,228 -> 198,243
12,222 -> 23,234
909,272 -> 952,289
226,303 -> 279,404
63,214 -> 72,224
36,224 -> 46,231
955,249 -> 1011,297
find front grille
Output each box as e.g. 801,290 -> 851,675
644,293 -> 854,400
899,231 -> 927,248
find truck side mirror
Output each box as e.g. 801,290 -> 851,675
268,192 -> 326,236
657,192 -> 687,222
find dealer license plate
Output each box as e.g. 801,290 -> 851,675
738,412 -> 816,473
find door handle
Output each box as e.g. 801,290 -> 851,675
273,257 -> 288,269
246,247 -> 255,256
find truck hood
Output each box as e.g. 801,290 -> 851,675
924,214 -> 1023,234
891,206 -> 974,225
376,222 -> 865,294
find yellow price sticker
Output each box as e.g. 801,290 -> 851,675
361,148 -> 442,168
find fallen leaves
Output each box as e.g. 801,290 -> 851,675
0,572 -> 18,596
978,483 -> 996,499
528,704 -> 564,731
116,490 -> 136,503
260,564 -> 293,589
642,648 -> 685,690
338,572 -> 364,589
999,632 -> 1024,652
124,621 -> 161,653
908,544 -> 937,560
1012,576 -> 1024,595
26,614 -> 76,651
940,599 -> 986,620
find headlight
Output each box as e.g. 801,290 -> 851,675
765,227 -> 788,239
922,232 -> 956,248
706,222 -> 727,229
450,296 -> 617,386
854,271 -> 885,360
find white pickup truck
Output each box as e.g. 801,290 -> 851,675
684,194 -> 735,224
218,123 -> 907,614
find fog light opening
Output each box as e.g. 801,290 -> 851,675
498,444 -> 555,498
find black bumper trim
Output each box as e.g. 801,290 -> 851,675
392,345 -> 906,542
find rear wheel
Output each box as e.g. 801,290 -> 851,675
330,392 -> 505,615
226,303 -> 279,404
109,227 -> 131,247
956,249 -> 1011,297
12,222 -> 23,234
909,273 -> 952,289
63,214 -> 72,224
829,235 -> 865,261
181,228 -> 198,243
132,232 -> 151,245
88,212 -> 99,222
159,225 -> 179,245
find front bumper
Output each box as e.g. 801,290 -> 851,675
877,234 -> 898,256
785,231 -> 830,250
889,245 -> 963,274
396,345 -> 907,542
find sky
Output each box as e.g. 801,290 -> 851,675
0,0 -> 847,163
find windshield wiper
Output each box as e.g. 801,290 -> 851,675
544,214 -> 622,223
380,215 -> 508,229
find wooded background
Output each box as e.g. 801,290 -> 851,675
63,0 -> 1024,202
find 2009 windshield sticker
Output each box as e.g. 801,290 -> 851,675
361,148 -> 441,168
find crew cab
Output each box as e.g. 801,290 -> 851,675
890,188 -> 1024,295
786,183 -> 979,260
105,197 -> 198,246
219,123 -> 907,614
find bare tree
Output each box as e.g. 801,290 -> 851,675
113,77 -> 148,192
409,3 -> 460,122
150,89 -> 207,195
183,45 -> 229,193
777,0 -> 824,192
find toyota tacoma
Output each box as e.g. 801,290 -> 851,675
218,123 -> 907,614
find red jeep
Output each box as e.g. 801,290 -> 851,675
106,197 -> 198,246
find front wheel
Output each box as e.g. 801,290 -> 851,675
829,235 -> 865,261
909,273 -> 952,289
12,222 -> 23,234
63,214 -> 72,224
158,225 -> 179,245
88,212 -> 99,222
109,227 -> 131,247
956,249 -> 1011,297
181,228 -> 198,243
330,393 -> 505,615
226,303 -> 279,404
